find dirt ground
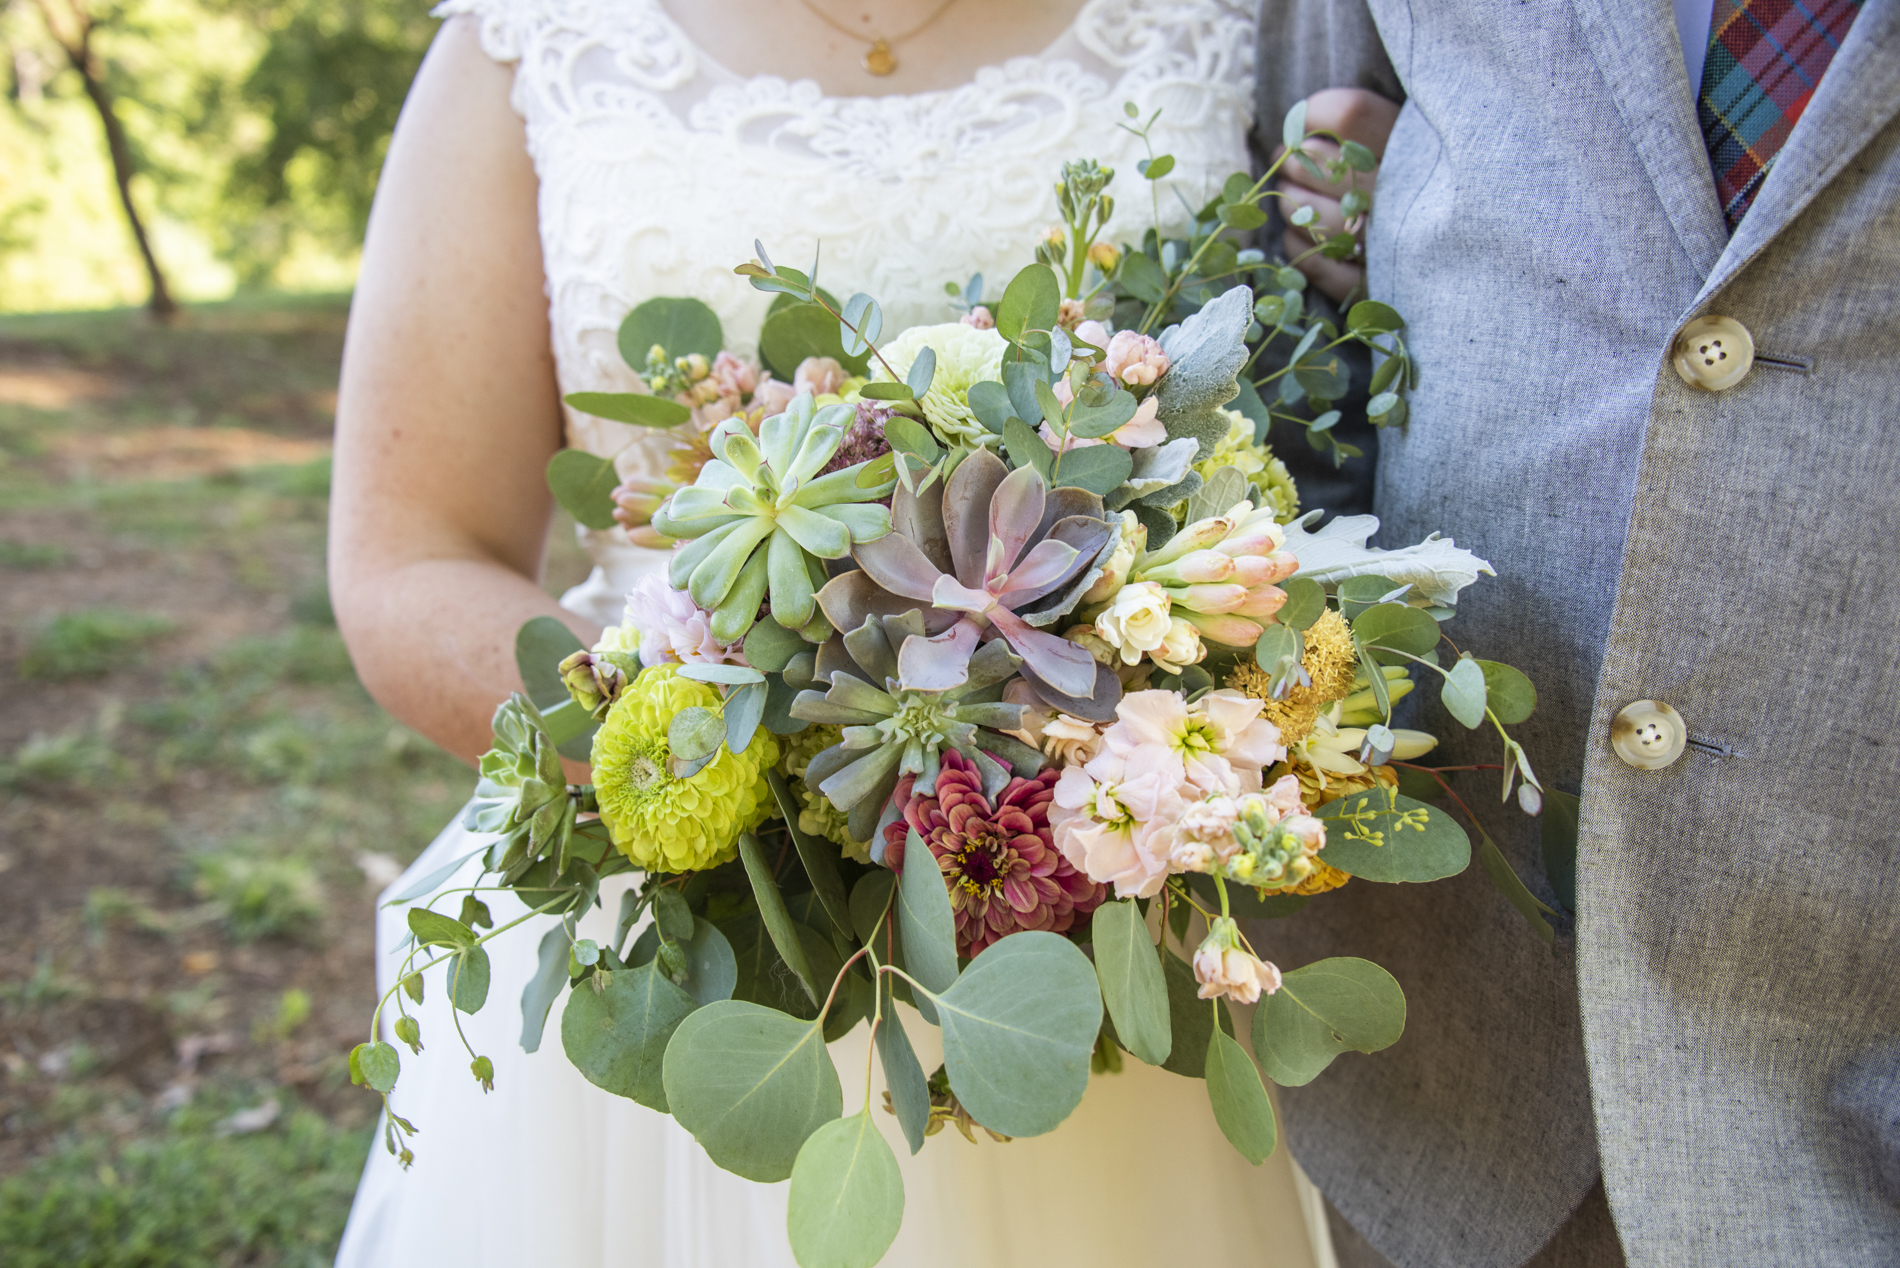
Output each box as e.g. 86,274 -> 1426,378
0,295 -> 590,1263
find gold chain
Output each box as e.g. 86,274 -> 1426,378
793,0 -> 966,75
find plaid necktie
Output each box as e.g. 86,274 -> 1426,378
1699,0 -> 1865,231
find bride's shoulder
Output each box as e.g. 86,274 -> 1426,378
431,0 -> 676,65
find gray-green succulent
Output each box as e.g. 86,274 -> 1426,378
651,393 -> 897,643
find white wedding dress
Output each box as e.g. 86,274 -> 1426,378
336,2 -> 1335,1265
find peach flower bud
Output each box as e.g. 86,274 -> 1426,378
1104,330 -> 1169,387
1177,610 -> 1266,648
1232,585 -> 1289,620
752,377 -> 797,416
1193,916 -> 1281,1005
1058,297 -> 1087,330
1074,319 -> 1111,355
1165,583 -> 1249,614
793,356 -> 847,397
961,306 -> 996,329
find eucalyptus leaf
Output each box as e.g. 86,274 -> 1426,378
966,381 -> 1014,435
519,923 -> 573,1053
515,616 -> 583,712
1161,950 -> 1234,1078
769,769 -> 853,939
897,830 -> 958,1000
1139,154 -> 1176,180
1253,957 -> 1405,1087
1541,788 -> 1580,913
849,870 -> 896,951
1218,202 -> 1268,231
904,346 -> 937,399
1277,578 -> 1325,631
1118,250 -> 1168,304
408,908 -> 475,950
654,888 -> 695,942
787,1110 -> 905,1268
933,932 -> 1103,1138
761,302 -> 870,380
1317,789 -> 1471,883
1254,622 -> 1301,673
562,391 -> 691,429
1092,900 -> 1171,1067
449,946 -> 490,1015
1352,602 -> 1441,659
858,381 -> 914,401
1476,829 -> 1557,946
562,959 -> 697,1110
617,296 -> 723,365
662,1000 -> 842,1182
744,617 -> 806,674
668,706 -> 726,762
996,264 -> 1061,345
1478,660 -> 1538,725
676,662 -> 766,686
1002,359 -> 1048,425
1205,1029 -> 1278,1164
724,680 -> 768,753
1347,300 -> 1404,335
545,449 -> 621,531
1003,418 -> 1054,482
738,833 -> 820,1007
1050,442 -> 1132,496
876,987 -> 930,1155
1441,657 -> 1488,729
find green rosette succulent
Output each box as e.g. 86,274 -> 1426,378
463,693 -> 576,873
789,611 -> 1043,847
650,392 -> 897,643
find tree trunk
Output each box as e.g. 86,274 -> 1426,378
53,15 -> 178,320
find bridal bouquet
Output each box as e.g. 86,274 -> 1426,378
352,103 -> 1556,1268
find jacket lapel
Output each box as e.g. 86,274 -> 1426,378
1569,0 -> 1732,283
1697,0 -> 1900,305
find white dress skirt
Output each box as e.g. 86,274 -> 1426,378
336,1 -> 1337,1263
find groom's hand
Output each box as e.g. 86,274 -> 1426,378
1273,88 -> 1402,305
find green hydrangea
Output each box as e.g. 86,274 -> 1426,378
875,322 -> 1007,450
779,723 -> 868,863
1188,408 -> 1301,524
592,664 -> 779,873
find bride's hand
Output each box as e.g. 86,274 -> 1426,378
1273,87 -> 1402,306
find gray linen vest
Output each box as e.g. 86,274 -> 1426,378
1252,3 -> 1900,1266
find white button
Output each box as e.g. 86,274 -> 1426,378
1673,316 -> 1755,391
1611,700 -> 1687,770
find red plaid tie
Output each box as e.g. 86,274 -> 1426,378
1698,0 -> 1865,231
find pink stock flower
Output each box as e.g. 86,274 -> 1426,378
1073,319 -> 1111,354
625,572 -> 747,668
1039,386 -> 1166,451
752,376 -> 797,416
793,356 -> 848,397
1193,917 -> 1281,1004
1169,795 -> 1242,873
1104,331 -> 1169,387
1104,689 -> 1285,796
886,751 -> 1105,957
1049,746 -> 1186,899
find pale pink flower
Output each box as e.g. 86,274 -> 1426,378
752,376 -> 797,416
1104,689 -> 1285,796
1038,387 -> 1166,451
708,351 -> 758,402
1050,748 -> 1186,899
624,572 -> 747,668
961,306 -> 996,330
1194,918 -> 1282,1004
793,356 -> 847,398
1073,319 -> 1111,355
1169,796 -> 1241,873
1105,330 -> 1169,387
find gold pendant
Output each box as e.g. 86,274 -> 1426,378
863,38 -> 896,76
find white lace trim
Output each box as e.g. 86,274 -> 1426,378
433,0 -> 1259,590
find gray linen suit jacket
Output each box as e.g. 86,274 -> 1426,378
1252,3 -> 1900,1266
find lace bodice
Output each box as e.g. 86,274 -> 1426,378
438,0 -> 1262,622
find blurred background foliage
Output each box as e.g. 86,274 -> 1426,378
1,0 -> 434,313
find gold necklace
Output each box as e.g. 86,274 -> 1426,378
795,0 -> 965,76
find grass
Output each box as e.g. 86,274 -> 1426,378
0,1102 -> 370,1268
18,609 -> 178,682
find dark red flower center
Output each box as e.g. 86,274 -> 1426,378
952,828 -> 1006,892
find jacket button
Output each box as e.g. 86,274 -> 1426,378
1672,315 -> 1755,391
1611,700 -> 1687,770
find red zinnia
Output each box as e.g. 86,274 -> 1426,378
885,750 -> 1106,958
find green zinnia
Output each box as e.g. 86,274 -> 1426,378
592,663 -> 779,873
779,723 -> 868,863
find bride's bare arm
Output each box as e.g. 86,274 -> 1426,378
329,17 -> 599,767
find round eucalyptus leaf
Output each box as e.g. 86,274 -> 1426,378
544,449 -> 623,531
787,1110 -> 905,1268
1316,789 -> 1470,882
562,959 -> 697,1110
1477,660 -> 1538,724
1160,951 -> 1234,1078
449,945 -> 490,1015
617,296 -> 723,366
667,706 -> 725,762
662,1000 -> 842,1183
1276,578 -> 1326,630
935,932 -> 1102,1138
995,263 -> 1061,345
1254,622 -> 1302,673
1441,656 -> 1489,729
1252,957 -> 1405,1087
896,832 -> 958,997
1205,1029 -> 1278,1164
1351,602 -> 1440,658
1346,300 -> 1404,335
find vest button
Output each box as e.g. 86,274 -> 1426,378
1672,315 -> 1755,391
1611,700 -> 1687,770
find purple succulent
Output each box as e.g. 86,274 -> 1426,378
819,449 -> 1119,701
